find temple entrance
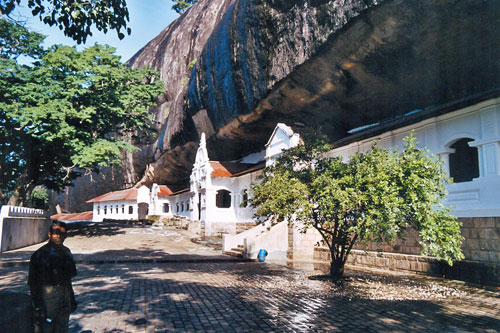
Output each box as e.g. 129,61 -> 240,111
138,202 -> 149,220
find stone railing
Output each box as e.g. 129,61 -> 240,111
0,205 -> 48,218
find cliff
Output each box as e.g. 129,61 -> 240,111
57,0 -> 500,212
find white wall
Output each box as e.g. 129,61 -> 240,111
328,98 -> 500,217
0,206 -> 50,252
92,200 -> 138,222
205,173 -> 257,224
171,193 -> 192,219
152,196 -> 175,217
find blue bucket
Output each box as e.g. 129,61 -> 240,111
257,249 -> 268,262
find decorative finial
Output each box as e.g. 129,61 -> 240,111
200,132 -> 206,148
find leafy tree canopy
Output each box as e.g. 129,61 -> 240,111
0,18 -> 44,59
0,20 -> 164,205
0,0 -> 130,44
251,129 -> 464,280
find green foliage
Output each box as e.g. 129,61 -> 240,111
187,58 -> 197,71
27,187 -> 49,209
251,131 -> 464,279
0,23 -> 164,205
0,19 -> 45,59
171,0 -> 198,14
1,0 -> 130,44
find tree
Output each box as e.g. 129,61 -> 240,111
0,21 -> 164,206
251,130 -> 464,281
0,0 -> 130,44
0,19 -> 44,202
171,0 -> 198,14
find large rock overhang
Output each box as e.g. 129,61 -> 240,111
191,0 -> 500,161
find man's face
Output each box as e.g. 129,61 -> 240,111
48,225 -> 67,245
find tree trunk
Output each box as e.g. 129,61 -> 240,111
329,257 -> 345,281
7,170 -> 31,206
7,187 -> 21,206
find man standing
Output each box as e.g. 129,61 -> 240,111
29,221 -> 77,333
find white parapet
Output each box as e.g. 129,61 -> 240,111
244,221 -> 288,260
223,222 -> 268,251
0,205 -> 48,218
0,205 -> 50,252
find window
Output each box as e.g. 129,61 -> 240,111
186,201 -> 190,211
449,138 -> 479,183
216,190 -> 231,208
104,205 -> 107,215
128,206 -> 133,214
116,205 -> 119,214
181,201 -> 185,212
163,203 -> 170,213
121,204 -> 125,214
176,203 -> 179,213
97,206 -> 100,215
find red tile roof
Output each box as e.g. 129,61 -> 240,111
86,188 -> 138,203
210,161 -> 265,178
51,211 -> 93,222
157,185 -> 174,196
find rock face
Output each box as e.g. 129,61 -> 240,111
58,0 -> 500,212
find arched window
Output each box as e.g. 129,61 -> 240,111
104,205 -> 107,214
186,201 -> 190,211
97,206 -> 100,215
216,190 -> 231,208
181,201 -> 185,211
176,203 -> 179,213
163,203 -> 169,213
116,205 -> 119,214
449,138 -> 479,183
121,204 -> 125,214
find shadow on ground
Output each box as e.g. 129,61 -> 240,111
66,222 -> 130,238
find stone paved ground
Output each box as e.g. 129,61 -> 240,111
1,222 -> 499,332
1,261 -> 499,332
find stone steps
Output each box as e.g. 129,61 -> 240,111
223,245 -> 244,258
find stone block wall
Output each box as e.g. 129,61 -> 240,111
287,224 -> 322,260
352,228 -> 423,256
460,217 -> 500,263
350,217 -> 500,264
312,217 -> 500,285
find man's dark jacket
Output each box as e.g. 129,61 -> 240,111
28,242 -> 77,309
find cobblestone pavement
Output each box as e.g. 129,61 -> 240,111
0,222 -> 230,264
1,261 -> 499,332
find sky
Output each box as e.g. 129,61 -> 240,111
12,0 -> 180,63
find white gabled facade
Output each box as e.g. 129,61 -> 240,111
265,123 -> 302,166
